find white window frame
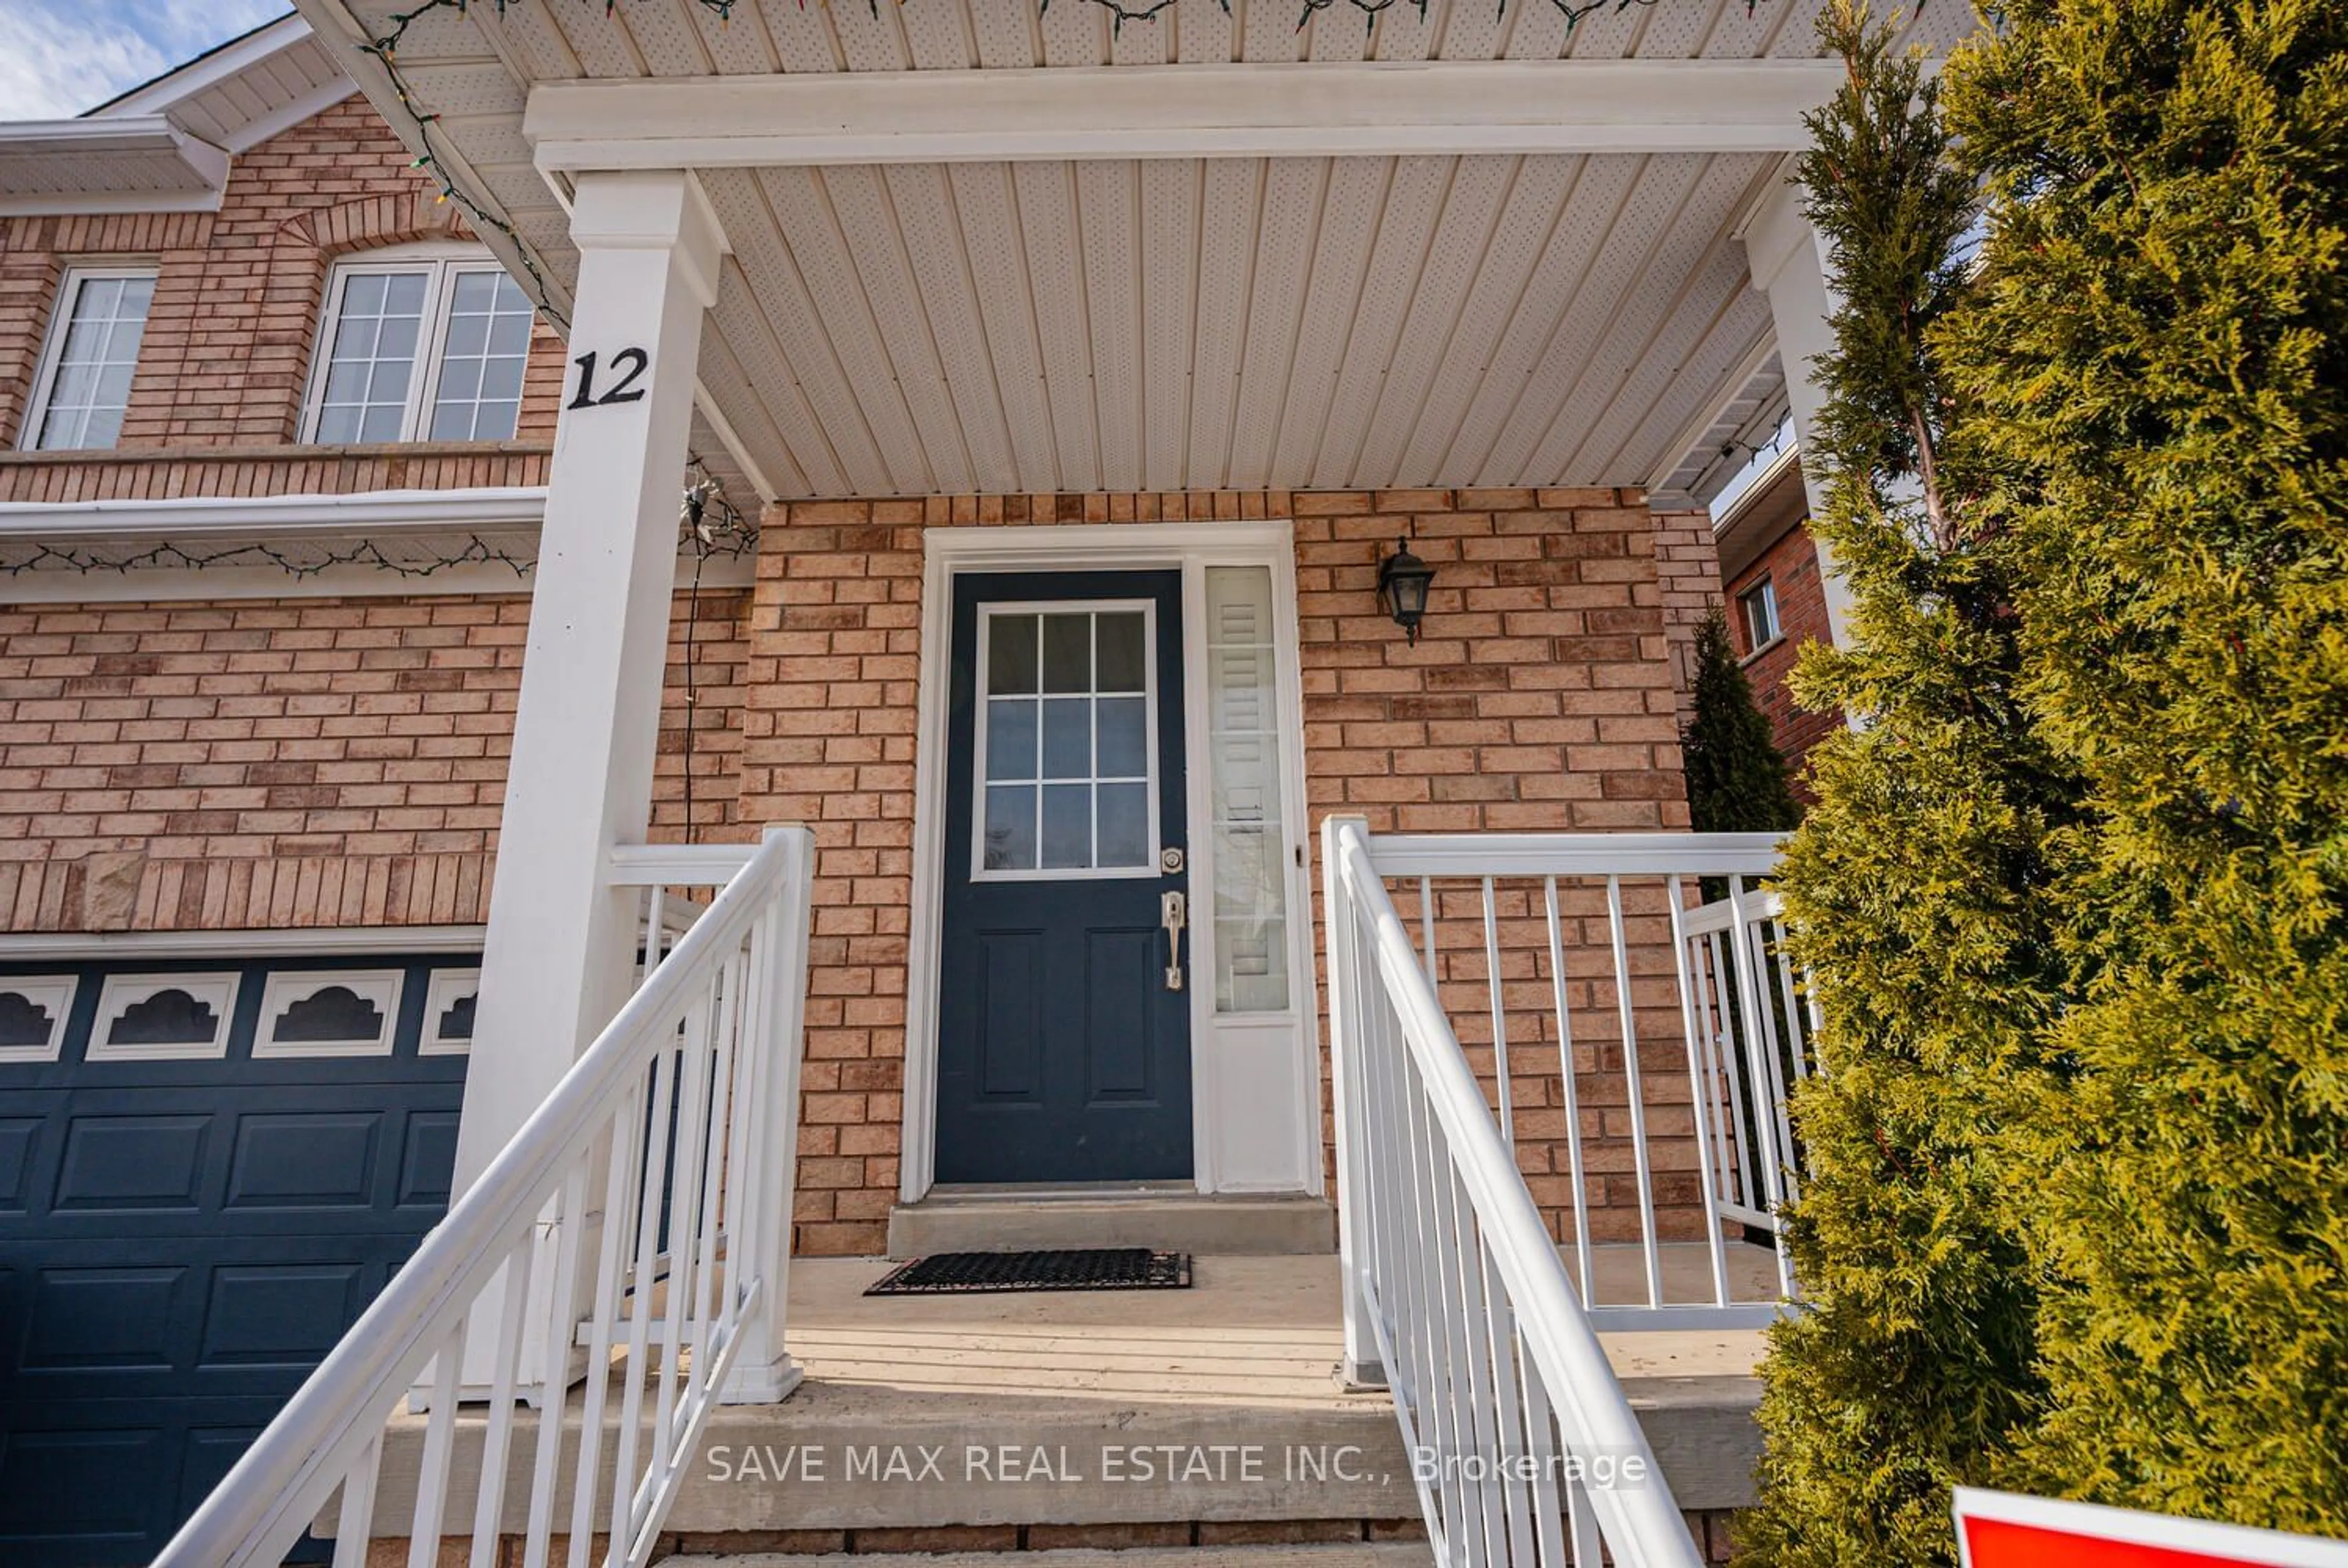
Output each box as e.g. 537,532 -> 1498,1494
20,263 -> 158,452
0,976 -> 81,1064
88,971 -> 241,1063
1739,576 -> 1782,650
420,966 -> 479,1056
253,967 -> 406,1059
300,243 -> 530,446
969,598 -> 1164,884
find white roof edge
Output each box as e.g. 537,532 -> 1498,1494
0,116 -> 183,145
0,486 -> 549,542
92,13 -> 319,120
1710,441 -> 1803,534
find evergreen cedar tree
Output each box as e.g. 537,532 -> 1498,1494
1680,608 -> 1802,836
1943,0 -> 2348,1529
1739,0 -> 2348,1559
1737,6 -> 2082,1562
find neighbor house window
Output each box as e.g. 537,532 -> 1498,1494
1739,578 -> 1781,650
22,267 -> 155,451
305,252 -> 534,444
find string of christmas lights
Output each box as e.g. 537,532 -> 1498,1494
674,462 -> 756,842
354,0 -> 1751,320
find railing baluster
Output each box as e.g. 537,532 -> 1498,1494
1395,1020 -> 1464,1559
1771,916 -> 1812,1084
1512,1313 -> 1567,1567
1433,1154 -> 1505,1563
691,949 -> 744,1352
524,1161 -> 593,1568
1419,874 -> 1436,978
569,1083 -> 644,1568
1605,875 -> 1665,1310
1704,929 -> 1759,1216
608,1041 -> 680,1549
1480,875 -> 1512,1141
1472,1228 -> 1538,1568
468,1239 -> 538,1566
331,1433 -> 382,1568
1665,874 -> 1733,1309
645,990 -> 716,1503
712,944 -> 755,1342
1722,876 -> 1798,1302
643,883 -> 666,982
1543,875 -> 1593,1306
405,1316 -> 467,1568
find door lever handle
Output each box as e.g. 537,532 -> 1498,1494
1161,889 -> 1187,992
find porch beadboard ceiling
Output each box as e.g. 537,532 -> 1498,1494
303,0 -> 1973,501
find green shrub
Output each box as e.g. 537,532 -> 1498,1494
1942,0 -> 2348,1529
1737,6 -> 2085,1563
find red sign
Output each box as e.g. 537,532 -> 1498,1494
1956,1489 -> 2348,1568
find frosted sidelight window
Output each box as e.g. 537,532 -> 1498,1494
1205,567 -> 1291,1012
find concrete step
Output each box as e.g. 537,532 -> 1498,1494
664,1547 -> 1433,1567
887,1192 -> 1337,1258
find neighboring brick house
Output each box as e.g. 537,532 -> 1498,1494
0,21 -> 757,1562
1712,447 -> 1842,787
0,5 -> 1869,1560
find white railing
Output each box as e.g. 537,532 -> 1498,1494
156,827 -> 814,1568
1323,818 -> 1803,1568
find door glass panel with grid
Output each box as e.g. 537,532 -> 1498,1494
979,608 -> 1156,876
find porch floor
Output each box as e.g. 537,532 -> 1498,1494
783,1250 -> 1773,1406
369,1250 -> 1773,1542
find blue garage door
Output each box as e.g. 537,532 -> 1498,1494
0,953 -> 476,1566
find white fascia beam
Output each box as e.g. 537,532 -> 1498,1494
95,13 -> 320,118
0,486 -> 548,543
525,59 -> 1849,170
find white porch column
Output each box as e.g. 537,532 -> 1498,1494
1741,176 -> 1855,648
454,170 -> 726,1195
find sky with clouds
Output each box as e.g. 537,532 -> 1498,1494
1,1 -> 296,122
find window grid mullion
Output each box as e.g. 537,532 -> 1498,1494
405,260 -> 454,442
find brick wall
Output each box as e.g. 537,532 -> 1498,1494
1650,506 -> 1724,721
736,488 -> 1707,1257
1725,519 -> 1840,790
0,584 -> 753,933
0,97 -> 565,498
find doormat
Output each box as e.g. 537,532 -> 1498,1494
863,1247 -> 1192,1296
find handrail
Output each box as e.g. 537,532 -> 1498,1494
1335,824 -> 1807,1333
157,826 -> 814,1568
1362,830 -> 1784,879
1331,822 -> 1704,1566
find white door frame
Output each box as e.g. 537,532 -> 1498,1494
900,521 -> 1321,1202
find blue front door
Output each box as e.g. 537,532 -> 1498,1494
935,570 -> 1194,1185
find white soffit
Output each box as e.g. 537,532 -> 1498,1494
0,15 -> 355,215
300,0 -> 1978,497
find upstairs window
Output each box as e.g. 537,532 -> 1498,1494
1739,577 -> 1782,651
23,267 -> 155,451
305,252 -> 534,444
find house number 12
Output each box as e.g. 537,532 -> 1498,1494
567,347 -> 650,410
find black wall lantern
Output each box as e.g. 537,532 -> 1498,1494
1376,536 -> 1437,644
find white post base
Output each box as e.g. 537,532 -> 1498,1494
718,1355 -> 807,1406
